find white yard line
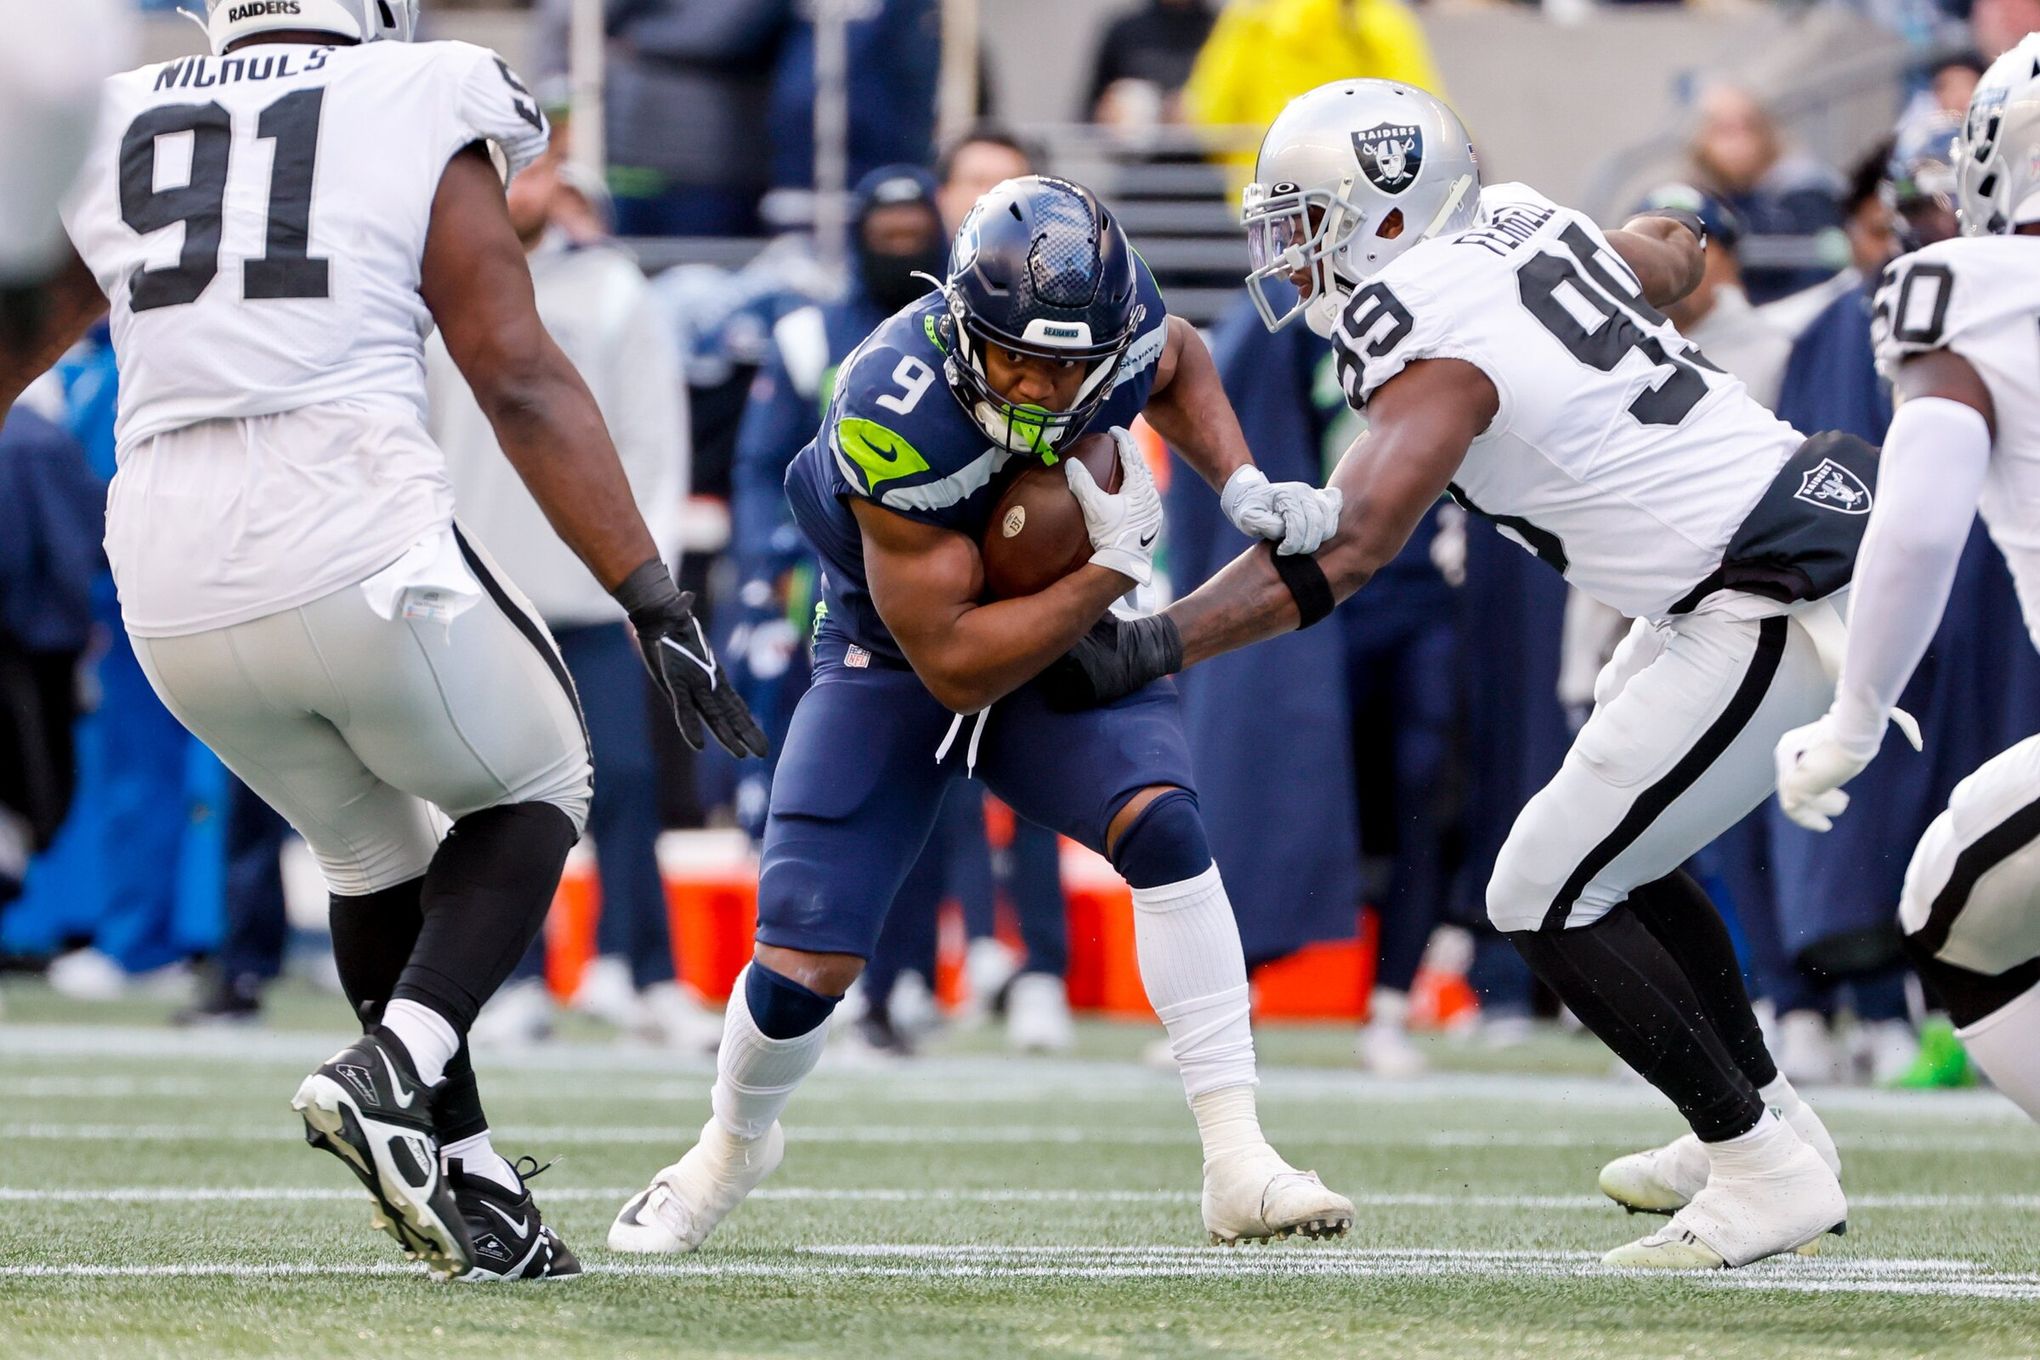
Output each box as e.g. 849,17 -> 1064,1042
2,1185 -> 2035,1211
0,1024 -> 2028,1123
2,1121 -> 2032,1154
3,1245 -> 2037,1299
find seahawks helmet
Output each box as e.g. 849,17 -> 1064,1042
204,0 -> 417,54
1957,33 -> 2040,235
1243,80 -> 1479,337
940,176 -> 1145,458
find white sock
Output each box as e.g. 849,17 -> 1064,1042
1761,1071 -> 1841,1176
710,965 -> 831,1142
441,1130 -> 520,1192
1704,1109 -> 1786,1172
1189,1084 -> 1266,1165
1131,863 -> 1258,1100
380,998 -> 459,1087
1958,979 -> 2040,1124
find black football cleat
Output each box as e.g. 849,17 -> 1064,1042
291,1031 -> 473,1279
450,1156 -> 582,1283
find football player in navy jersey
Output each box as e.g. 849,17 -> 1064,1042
609,175 -> 1352,1253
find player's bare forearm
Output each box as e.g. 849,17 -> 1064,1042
422,145 -> 657,591
854,498 -> 1132,713
1142,315 -> 1254,489
1609,218 -> 1706,310
0,252 -> 109,423
1164,360 -> 1490,668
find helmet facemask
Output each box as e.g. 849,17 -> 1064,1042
1243,180 -> 1372,337
942,290 -> 1143,458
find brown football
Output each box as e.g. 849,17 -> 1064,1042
980,432 -> 1122,600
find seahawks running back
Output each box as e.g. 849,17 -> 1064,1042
0,0 -> 762,1280
1047,80 -> 1885,1269
1776,36 -> 2040,1124
609,175 -> 1353,1255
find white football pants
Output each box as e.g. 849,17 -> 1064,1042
1899,732 -> 2040,988
1488,607 -> 1832,932
132,529 -> 591,898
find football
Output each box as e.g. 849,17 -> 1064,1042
979,432 -> 1122,600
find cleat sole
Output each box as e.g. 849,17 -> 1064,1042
293,1073 -> 472,1280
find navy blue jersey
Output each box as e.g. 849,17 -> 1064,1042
785,258 -> 1170,661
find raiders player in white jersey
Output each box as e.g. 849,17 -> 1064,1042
0,0 -> 765,1281
1043,79 -> 1908,1269
1776,35 -> 2040,1125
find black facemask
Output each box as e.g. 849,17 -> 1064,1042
858,240 -> 949,314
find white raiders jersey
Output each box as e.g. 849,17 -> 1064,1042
1336,183 -> 1810,621
62,39 -> 549,448
1874,237 -> 2040,651
58,39 -> 549,638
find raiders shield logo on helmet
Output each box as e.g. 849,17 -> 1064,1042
1354,123 -> 1424,194
1793,458 -> 1872,515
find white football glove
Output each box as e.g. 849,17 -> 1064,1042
1065,426 -> 1164,587
1220,465 -> 1344,556
1774,707 -> 1924,832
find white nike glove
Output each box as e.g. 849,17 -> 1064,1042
1220,465 -> 1344,556
1774,706 -> 1924,832
1066,426 -> 1163,587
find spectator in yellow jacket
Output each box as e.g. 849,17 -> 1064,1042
1185,0 -> 1444,176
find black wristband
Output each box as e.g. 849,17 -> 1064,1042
1129,613 -> 1186,678
1267,544 -> 1335,629
610,558 -> 682,622
1647,208 -> 1707,248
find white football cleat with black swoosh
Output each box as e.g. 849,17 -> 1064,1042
291,1032 -> 473,1280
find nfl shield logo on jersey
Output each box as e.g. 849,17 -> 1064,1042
1793,458 -> 1872,515
1354,123 -> 1424,194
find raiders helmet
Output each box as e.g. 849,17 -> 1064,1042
1243,80 -> 1479,337
205,0 -> 418,55
1958,33 -> 2040,236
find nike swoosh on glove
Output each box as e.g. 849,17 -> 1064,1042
1220,465 -> 1345,555
1040,613 -> 1185,711
1065,426 -> 1164,586
1774,709 -> 1922,832
612,560 -> 770,759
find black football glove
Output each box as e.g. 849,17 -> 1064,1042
612,560 -> 769,758
1040,613 -> 1185,711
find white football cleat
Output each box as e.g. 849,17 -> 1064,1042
570,956 -> 645,1030
1599,1132 -> 1710,1215
640,982 -> 723,1054
958,936 -> 1021,1024
607,1118 -> 785,1254
1603,1122 -> 1845,1269
470,978 -> 555,1048
1202,1145 -> 1355,1246
1006,972 -> 1075,1053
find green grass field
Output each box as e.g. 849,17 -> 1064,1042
2,979 -> 2037,1359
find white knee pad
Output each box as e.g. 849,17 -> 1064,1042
1486,806 -> 1623,934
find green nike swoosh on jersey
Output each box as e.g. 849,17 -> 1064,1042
837,417 -> 931,493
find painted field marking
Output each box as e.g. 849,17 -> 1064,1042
3,1246 -> 2039,1299
3,1186 -> 2036,1211
2,1122 -> 2033,1155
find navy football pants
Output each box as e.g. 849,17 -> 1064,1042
757,631 -> 1197,960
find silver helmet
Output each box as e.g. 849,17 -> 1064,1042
204,0 -> 418,55
1957,33 -> 2040,236
1243,79 -> 1479,336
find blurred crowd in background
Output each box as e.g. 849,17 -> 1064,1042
6,0 -> 2039,1092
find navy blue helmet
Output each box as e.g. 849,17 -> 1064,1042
939,176 -> 1145,458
